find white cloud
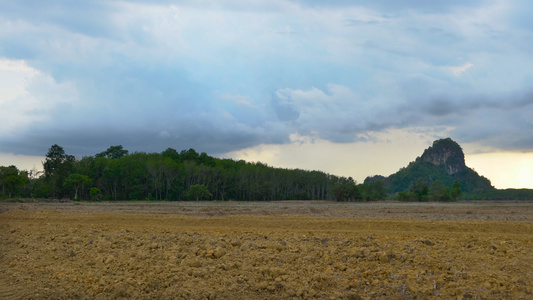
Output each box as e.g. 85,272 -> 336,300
221,94 -> 255,107
447,62 -> 474,76
0,58 -> 78,135
0,59 -> 37,101
273,84 -> 399,142
0,59 -> 36,72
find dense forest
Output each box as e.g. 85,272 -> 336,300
2,144 -> 532,201
0,144 -> 386,202
364,159 -> 494,201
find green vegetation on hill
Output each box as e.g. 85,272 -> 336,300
365,138 -> 496,201
378,159 -> 494,194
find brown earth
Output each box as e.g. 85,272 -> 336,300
1,201 -> 532,299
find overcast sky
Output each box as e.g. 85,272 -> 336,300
1,1 -> 533,188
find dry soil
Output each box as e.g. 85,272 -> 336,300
1,201 -> 532,299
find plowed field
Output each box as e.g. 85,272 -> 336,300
1,201 -> 532,299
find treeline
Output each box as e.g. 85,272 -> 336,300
396,178 -> 463,202
1,144 -> 385,201
4,144 -> 531,201
0,165 -> 29,199
483,189 -> 533,201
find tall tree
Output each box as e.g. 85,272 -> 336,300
147,154 -> 164,200
64,173 -> 91,200
180,148 -> 199,162
160,157 -> 182,200
362,180 -> 387,201
0,166 -> 29,198
451,180 -> 462,201
43,144 -> 75,197
331,183 -> 360,202
410,178 -> 429,202
102,158 -> 122,200
429,180 -> 451,201
96,145 -> 129,159
162,148 -> 180,161
187,184 -> 211,201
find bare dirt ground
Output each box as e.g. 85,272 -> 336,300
1,201 -> 532,299
2,200 -> 533,221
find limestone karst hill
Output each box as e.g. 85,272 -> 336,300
420,138 -> 466,175
365,138 -> 494,194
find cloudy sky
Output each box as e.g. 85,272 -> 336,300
1,0 -> 533,188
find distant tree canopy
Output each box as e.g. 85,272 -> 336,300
0,165 -> 29,198
64,173 -> 91,200
2,144 -> 385,201
187,184 -> 212,201
43,144 -> 75,198
331,180 -> 360,202
1,143 -> 531,201
96,145 -> 129,159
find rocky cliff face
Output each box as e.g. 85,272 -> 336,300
364,137 -> 494,194
420,138 -> 466,175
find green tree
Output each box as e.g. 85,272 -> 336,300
160,157 -> 182,200
102,158 -> 123,200
0,166 -> 29,198
147,154 -> 164,200
362,180 -> 387,201
451,180 -> 462,201
397,191 -> 412,202
429,180 -> 451,202
187,184 -> 212,201
162,148 -> 180,161
410,178 -> 429,201
199,152 -> 216,167
90,187 -> 101,201
64,173 -> 91,200
43,144 -> 75,197
180,148 -> 199,162
96,145 -> 129,159
331,183 -> 360,202
120,153 -> 149,200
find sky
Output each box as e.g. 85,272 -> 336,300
1,0 -> 533,189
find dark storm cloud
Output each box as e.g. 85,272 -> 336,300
1,0 -> 533,158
